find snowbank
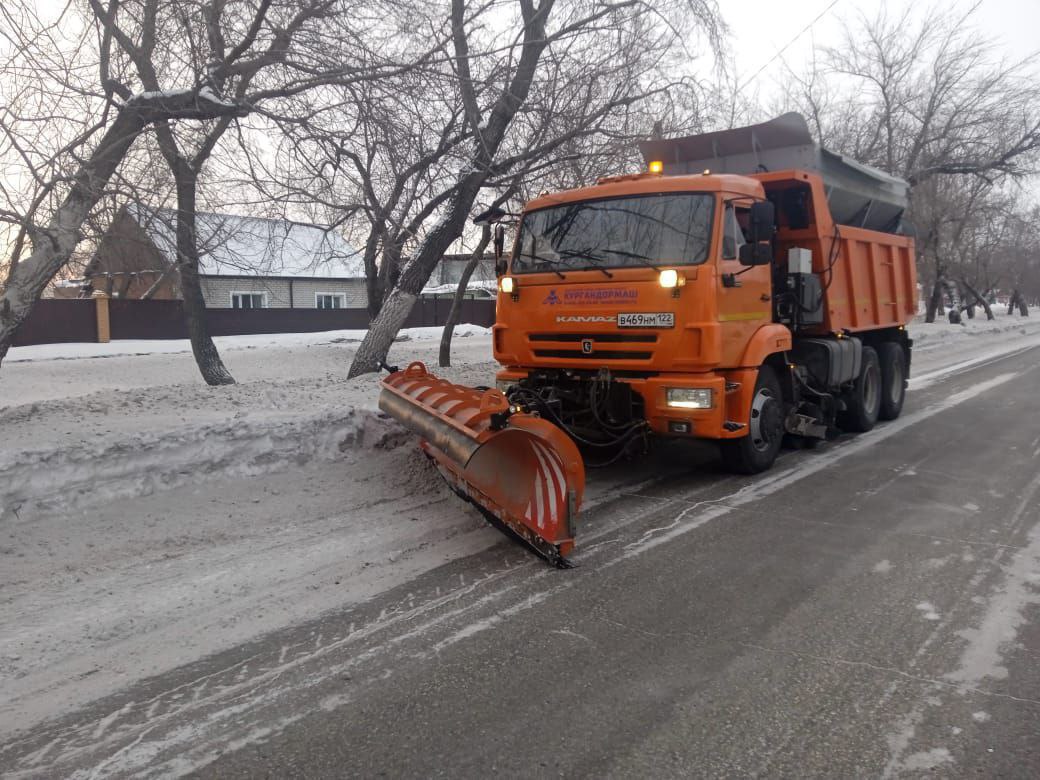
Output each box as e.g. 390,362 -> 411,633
909,307 -> 1040,349
5,323 -> 491,363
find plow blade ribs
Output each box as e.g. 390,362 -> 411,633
379,362 -> 585,564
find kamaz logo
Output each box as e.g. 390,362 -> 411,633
542,289 -> 561,305
555,315 -> 616,323
581,339 -> 594,354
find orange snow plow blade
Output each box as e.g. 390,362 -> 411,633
379,362 -> 585,566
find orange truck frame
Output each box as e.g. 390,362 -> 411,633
380,114 -> 918,564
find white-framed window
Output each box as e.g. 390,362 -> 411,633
230,291 -> 268,309
315,293 -> 346,309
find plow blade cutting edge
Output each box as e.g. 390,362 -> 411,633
379,362 -> 585,566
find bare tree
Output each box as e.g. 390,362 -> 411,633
346,0 -> 724,377
0,0 -> 434,375
780,3 -> 1040,322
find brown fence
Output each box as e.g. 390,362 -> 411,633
12,300 -> 98,346
14,297 -> 497,346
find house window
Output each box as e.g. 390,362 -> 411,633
316,293 -> 346,309
231,292 -> 267,309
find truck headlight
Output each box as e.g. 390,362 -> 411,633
499,276 -> 515,293
666,388 -> 713,409
658,269 -> 684,288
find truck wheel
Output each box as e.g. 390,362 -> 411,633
878,342 -> 906,420
839,345 -> 881,433
720,365 -> 784,474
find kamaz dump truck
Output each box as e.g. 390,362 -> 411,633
380,113 -> 918,565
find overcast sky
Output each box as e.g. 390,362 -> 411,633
730,0 -> 1039,97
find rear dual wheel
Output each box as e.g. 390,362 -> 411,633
877,341 -> 907,421
839,345 -> 881,433
720,365 -> 784,474
839,342 -> 906,432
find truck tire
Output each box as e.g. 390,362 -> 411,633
720,365 -> 784,474
839,345 -> 881,433
878,341 -> 906,420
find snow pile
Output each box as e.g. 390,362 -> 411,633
0,406 -> 399,520
4,324 -> 492,364
0,332 -> 497,521
909,307 -> 1040,349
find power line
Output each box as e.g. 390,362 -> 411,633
738,0 -> 842,91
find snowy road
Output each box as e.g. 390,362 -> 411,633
1,315 -> 1039,776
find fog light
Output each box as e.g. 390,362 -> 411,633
499,276 -> 515,294
666,387 -> 713,409
658,269 -> 683,288
668,420 -> 691,434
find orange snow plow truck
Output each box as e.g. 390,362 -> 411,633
380,114 -> 918,566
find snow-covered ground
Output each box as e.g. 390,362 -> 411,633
1,311 -> 1039,738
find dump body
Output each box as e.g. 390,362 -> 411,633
754,170 -> 917,334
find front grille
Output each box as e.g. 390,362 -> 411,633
529,332 -> 658,344
533,348 -> 654,360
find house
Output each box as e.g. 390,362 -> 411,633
88,205 -> 367,309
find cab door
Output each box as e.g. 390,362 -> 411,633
717,200 -> 773,366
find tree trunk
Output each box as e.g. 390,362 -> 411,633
925,277 -> 943,323
347,0 -> 551,378
960,278 -> 994,320
0,109 -> 148,367
362,229 -> 383,318
960,281 -> 975,319
349,174 -> 486,377
174,168 -> 235,385
439,224 -> 492,367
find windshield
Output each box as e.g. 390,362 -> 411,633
512,193 -> 714,275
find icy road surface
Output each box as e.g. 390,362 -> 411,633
1,312 -> 1039,777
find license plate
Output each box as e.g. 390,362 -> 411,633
617,312 -> 674,328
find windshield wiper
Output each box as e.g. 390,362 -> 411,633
596,248 -> 661,272
560,248 -> 614,278
520,254 -> 566,278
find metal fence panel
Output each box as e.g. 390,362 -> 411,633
12,300 -> 97,346
14,298 -> 496,345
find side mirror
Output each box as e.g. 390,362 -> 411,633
739,201 -> 775,266
738,243 -> 772,266
748,200 -> 775,243
493,224 -> 505,260
495,259 -> 507,276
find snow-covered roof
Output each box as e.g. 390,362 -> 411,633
421,279 -> 498,297
128,205 -> 364,279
